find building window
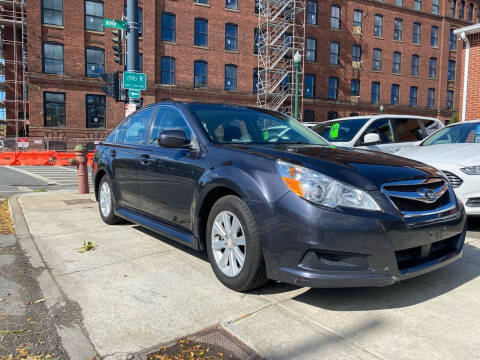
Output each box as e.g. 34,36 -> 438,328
427,88 -> 435,109
353,10 -> 363,34
448,60 -> 456,80
392,51 -> 401,74
374,14 -> 383,37
351,79 -> 360,97
432,0 -> 439,14
307,0 -> 317,25
413,22 -> 421,44
459,1 -> 465,18
85,48 -> 104,78
395,0 -> 403,6
194,60 -> 207,88
414,0 -> 422,10
42,42 -> 64,74
330,41 -> 339,65
371,82 -> 380,104
44,92 -> 65,127
331,5 -> 340,29
161,13 -> 176,42
304,74 -> 315,98
138,8 -> 143,37
86,95 -> 105,128
42,0 -> 63,26
280,73 -> 291,91
394,18 -> 403,41
391,84 -> 400,105
225,64 -> 237,91
450,0 -> 456,17
225,23 -> 238,51
226,0 -> 238,10
194,0 -> 208,4
327,111 -> 338,120
194,18 -> 208,47
139,53 -> 143,72
352,45 -> 361,63
429,57 -> 437,78
85,0 -> 103,32
328,76 -> 338,100
304,110 -> 314,122
254,28 -> 264,54
306,38 -> 316,62
409,86 -> 418,107
446,90 -> 454,109
468,3 -> 474,20
450,29 -> 457,50
431,26 -> 439,47
253,68 -> 259,93
411,54 -> 419,76
373,48 -> 382,71
255,0 -> 259,14
161,56 -> 175,84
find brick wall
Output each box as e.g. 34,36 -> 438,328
458,32 -> 480,121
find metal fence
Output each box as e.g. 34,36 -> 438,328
0,137 -> 104,152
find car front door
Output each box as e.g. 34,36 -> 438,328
355,118 -> 397,153
137,106 -> 202,232
110,107 -> 155,211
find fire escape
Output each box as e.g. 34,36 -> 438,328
257,0 -> 305,120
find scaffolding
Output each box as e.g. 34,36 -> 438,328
0,0 -> 27,143
257,0 -> 305,120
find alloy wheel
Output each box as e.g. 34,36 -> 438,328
99,181 -> 112,218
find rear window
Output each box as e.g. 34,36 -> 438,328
392,118 -> 424,142
313,118 -> 370,142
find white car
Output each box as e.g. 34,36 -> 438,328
396,120 -> 480,216
302,122 -> 318,129
312,115 -> 443,154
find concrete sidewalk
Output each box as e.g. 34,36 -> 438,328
11,191 -> 480,359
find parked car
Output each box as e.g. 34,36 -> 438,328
396,120 -> 480,216
93,103 -> 466,291
0,139 -> 4,149
312,115 -> 444,154
302,122 -> 318,129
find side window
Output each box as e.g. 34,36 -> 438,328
149,107 -> 192,145
123,107 -> 155,145
422,119 -> 441,136
392,118 -> 423,142
362,119 -> 393,144
116,120 -> 128,143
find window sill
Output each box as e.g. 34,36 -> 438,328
374,36 -> 384,40
412,42 -> 421,46
431,45 -> 439,49
160,84 -> 176,87
448,79 -> 456,83
392,73 -> 402,76
194,45 -> 210,50
85,30 -> 105,35
428,77 -> 437,80
450,49 -> 457,53
162,41 -> 177,45
372,69 -> 382,72
193,2 -> 210,7
394,39 -> 403,43
225,8 -> 239,12
306,61 -> 317,64
225,50 -> 240,54
42,24 -> 64,30
410,75 -> 420,78
353,32 -> 363,36
330,27 -> 341,31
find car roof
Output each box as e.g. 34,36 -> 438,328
319,114 -> 441,125
445,119 -> 480,127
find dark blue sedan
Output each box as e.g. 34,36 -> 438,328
93,102 -> 466,291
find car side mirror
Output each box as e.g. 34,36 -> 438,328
363,133 -> 381,145
158,130 -> 188,148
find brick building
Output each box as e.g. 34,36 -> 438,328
4,0 -> 479,146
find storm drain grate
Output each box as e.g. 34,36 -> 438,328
63,199 -> 95,205
137,326 -> 262,360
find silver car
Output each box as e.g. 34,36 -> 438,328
312,115 -> 444,154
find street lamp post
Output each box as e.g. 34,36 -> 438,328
293,51 -> 301,121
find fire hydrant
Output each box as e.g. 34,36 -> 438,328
71,144 -> 89,194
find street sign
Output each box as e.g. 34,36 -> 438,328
103,18 -> 127,30
17,137 -> 29,148
128,89 -> 141,99
123,72 -> 146,90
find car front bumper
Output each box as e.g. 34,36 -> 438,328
253,191 -> 466,288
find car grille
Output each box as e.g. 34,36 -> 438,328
466,198 -> 480,208
442,171 -> 463,188
382,178 -> 455,216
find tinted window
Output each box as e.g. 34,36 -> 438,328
313,118 -> 370,142
123,107 -> 155,144
116,120 -> 128,143
149,107 -> 192,145
392,119 -> 424,142
423,123 -> 480,145
361,118 -> 393,144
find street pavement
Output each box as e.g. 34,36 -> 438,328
7,190 -> 480,360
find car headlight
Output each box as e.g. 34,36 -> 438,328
276,160 -> 381,211
460,166 -> 480,175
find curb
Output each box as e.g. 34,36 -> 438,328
9,194 -> 99,360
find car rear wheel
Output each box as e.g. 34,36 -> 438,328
98,176 -> 122,225
206,195 -> 267,291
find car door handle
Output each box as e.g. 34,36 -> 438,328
110,150 -> 116,157
139,154 -> 152,165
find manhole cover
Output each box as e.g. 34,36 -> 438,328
63,199 -> 95,205
137,326 -> 262,360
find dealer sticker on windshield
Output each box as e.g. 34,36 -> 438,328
330,123 -> 340,139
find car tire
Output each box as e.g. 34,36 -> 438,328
98,176 -> 122,225
206,195 -> 267,291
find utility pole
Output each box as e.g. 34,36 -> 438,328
126,0 -> 139,107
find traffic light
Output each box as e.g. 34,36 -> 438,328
112,29 -> 123,65
101,72 -> 126,102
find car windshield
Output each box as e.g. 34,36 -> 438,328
312,118 -> 370,142
422,122 -> 480,145
189,104 -> 329,145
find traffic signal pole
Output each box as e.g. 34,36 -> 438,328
126,0 -> 139,106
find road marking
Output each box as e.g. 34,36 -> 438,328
4,166 -> 58,185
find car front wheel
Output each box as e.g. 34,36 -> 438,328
206,195 -> 267,291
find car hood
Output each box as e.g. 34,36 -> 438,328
396,143 -> 480,167
224,144 -> 442,191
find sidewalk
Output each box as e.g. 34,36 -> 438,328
10,191 -> 480,359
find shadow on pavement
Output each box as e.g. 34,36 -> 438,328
467,216 -> 480,232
